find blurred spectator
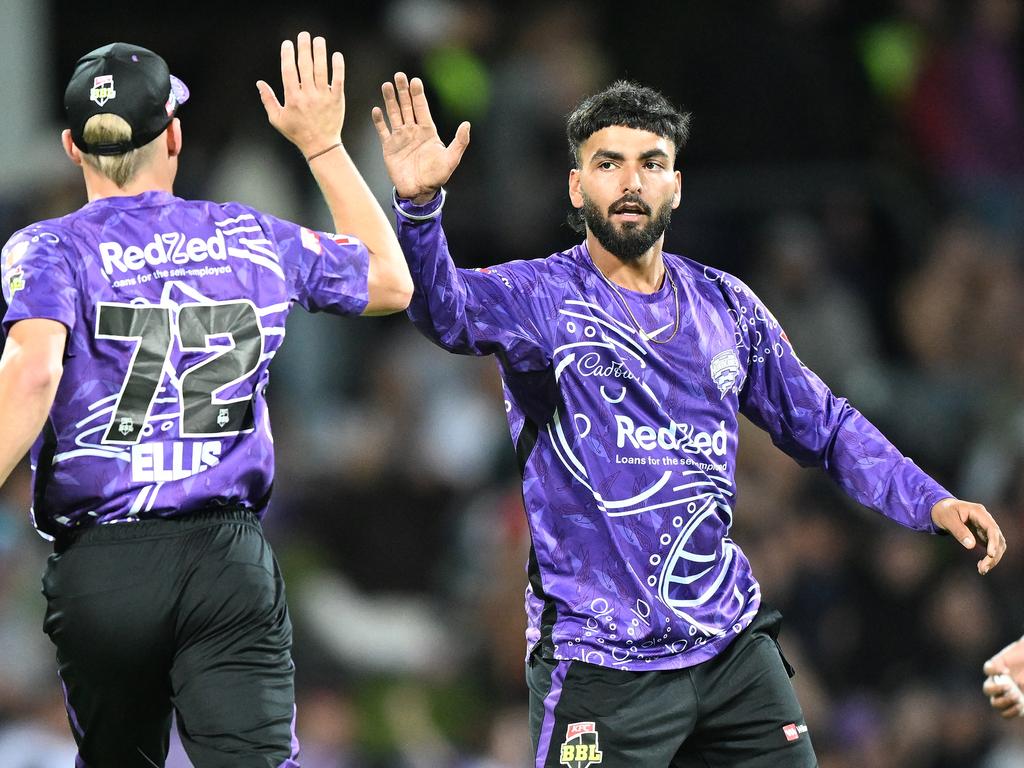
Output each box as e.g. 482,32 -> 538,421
908,0 -> 1024,244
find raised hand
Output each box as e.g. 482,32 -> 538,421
372,73 -> 471,204
930,497 -> 1006,575
256,31 -> 345,159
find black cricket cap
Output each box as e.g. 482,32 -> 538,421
64,43 -> 190,156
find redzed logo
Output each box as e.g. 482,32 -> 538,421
783,724 -> 799,742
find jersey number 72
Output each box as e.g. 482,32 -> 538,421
95,300 -> 264,444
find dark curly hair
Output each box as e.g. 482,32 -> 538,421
566,81 -> 691,232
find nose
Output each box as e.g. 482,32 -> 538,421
621,165 -> 642,194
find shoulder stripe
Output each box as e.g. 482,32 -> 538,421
214,213 -> 257,226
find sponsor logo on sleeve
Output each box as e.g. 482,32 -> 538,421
300,227 -> 322,255
475,266 -> 512,290
5,265 -> 26,297
328,233 -> 352,245
90,75 -> 116,106
559,722 -> 603,768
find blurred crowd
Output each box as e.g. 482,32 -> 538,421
1,0 -> 1023,766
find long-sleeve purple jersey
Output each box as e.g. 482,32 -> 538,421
1,191 -> 369,536
396,194 -> 951,671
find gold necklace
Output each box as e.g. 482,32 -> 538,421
596,261 -> 681,344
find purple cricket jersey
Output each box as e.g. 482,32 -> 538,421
396,193 -> 951,672
1,190 -> 369,536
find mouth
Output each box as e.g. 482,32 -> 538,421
609,199 -> 651,220
611,210 -> 648,225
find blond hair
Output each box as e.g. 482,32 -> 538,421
80,114 -> 162,187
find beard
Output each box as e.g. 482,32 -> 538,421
581,192 -> 674,262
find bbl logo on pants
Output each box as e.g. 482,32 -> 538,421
559,722 -> 603,768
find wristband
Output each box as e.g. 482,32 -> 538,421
305,142 -> 342,162
392,187 -> 446,221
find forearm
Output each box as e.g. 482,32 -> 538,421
820,399 -> 950,532
307,144 -> 412,314
395,197 -> 480,354
0,350 -> 60,487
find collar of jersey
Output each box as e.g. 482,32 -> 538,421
86,190 -> 180,209
578,241 -> 675,305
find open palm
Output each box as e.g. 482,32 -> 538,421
372,73 -> 470,204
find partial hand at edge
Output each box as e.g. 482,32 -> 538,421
930,497 -> 1006,574
372,72 -> 470,204
983,637 -> 1024,718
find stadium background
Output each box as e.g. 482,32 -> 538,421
1,0 -> 1023,765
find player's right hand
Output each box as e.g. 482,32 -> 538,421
256,31 -> 345,159
372,73 -> 471,204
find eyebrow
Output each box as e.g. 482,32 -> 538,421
589,148 -> 672,163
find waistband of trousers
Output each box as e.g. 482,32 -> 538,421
52,506 -> 258,553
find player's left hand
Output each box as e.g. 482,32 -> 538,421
256,31 -> 345,158
930,497 -> 1006,575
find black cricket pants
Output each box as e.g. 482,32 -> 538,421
42,508 -> 299,768
527,607 -> 817,767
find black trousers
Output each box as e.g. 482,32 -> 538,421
527,607 -> 817,768
42,508 -> 298,768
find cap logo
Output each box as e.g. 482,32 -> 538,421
90,74 -> 116,106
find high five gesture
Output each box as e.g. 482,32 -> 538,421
257,33 -> 411,315
257,32 -> 346,159
372,73 -> 471,204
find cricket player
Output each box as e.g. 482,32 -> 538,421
371,74 -> 1006,766
0,33 -> 411,767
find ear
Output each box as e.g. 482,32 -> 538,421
61,129 -> 83,167
166,118 -> 182,157
672,169 -> 682,209
568,168 -> 584,210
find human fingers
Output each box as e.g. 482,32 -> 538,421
395,72 -> 415,125
970,506 -> 1005,574
280,39 -> 299,102
984,676 -> 1011,697
984,641 -> 1022,678
382,80 -> 403,128
371,107 -> 392,144
409,77 -> 435,126
255,80 -> 282,125
296,31 -> 314,88
991,692 -> 1023,717
312,35 -> 329,88
984,657 -> 1009,677
331,51 -> 345,105
986,674 -> 1024,717
445,121 -> 471,168
933,499 -> 977,550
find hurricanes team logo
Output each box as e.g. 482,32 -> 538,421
90,75 -> 116,106
709,349 -> 741,398
559,722 -> 603,768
